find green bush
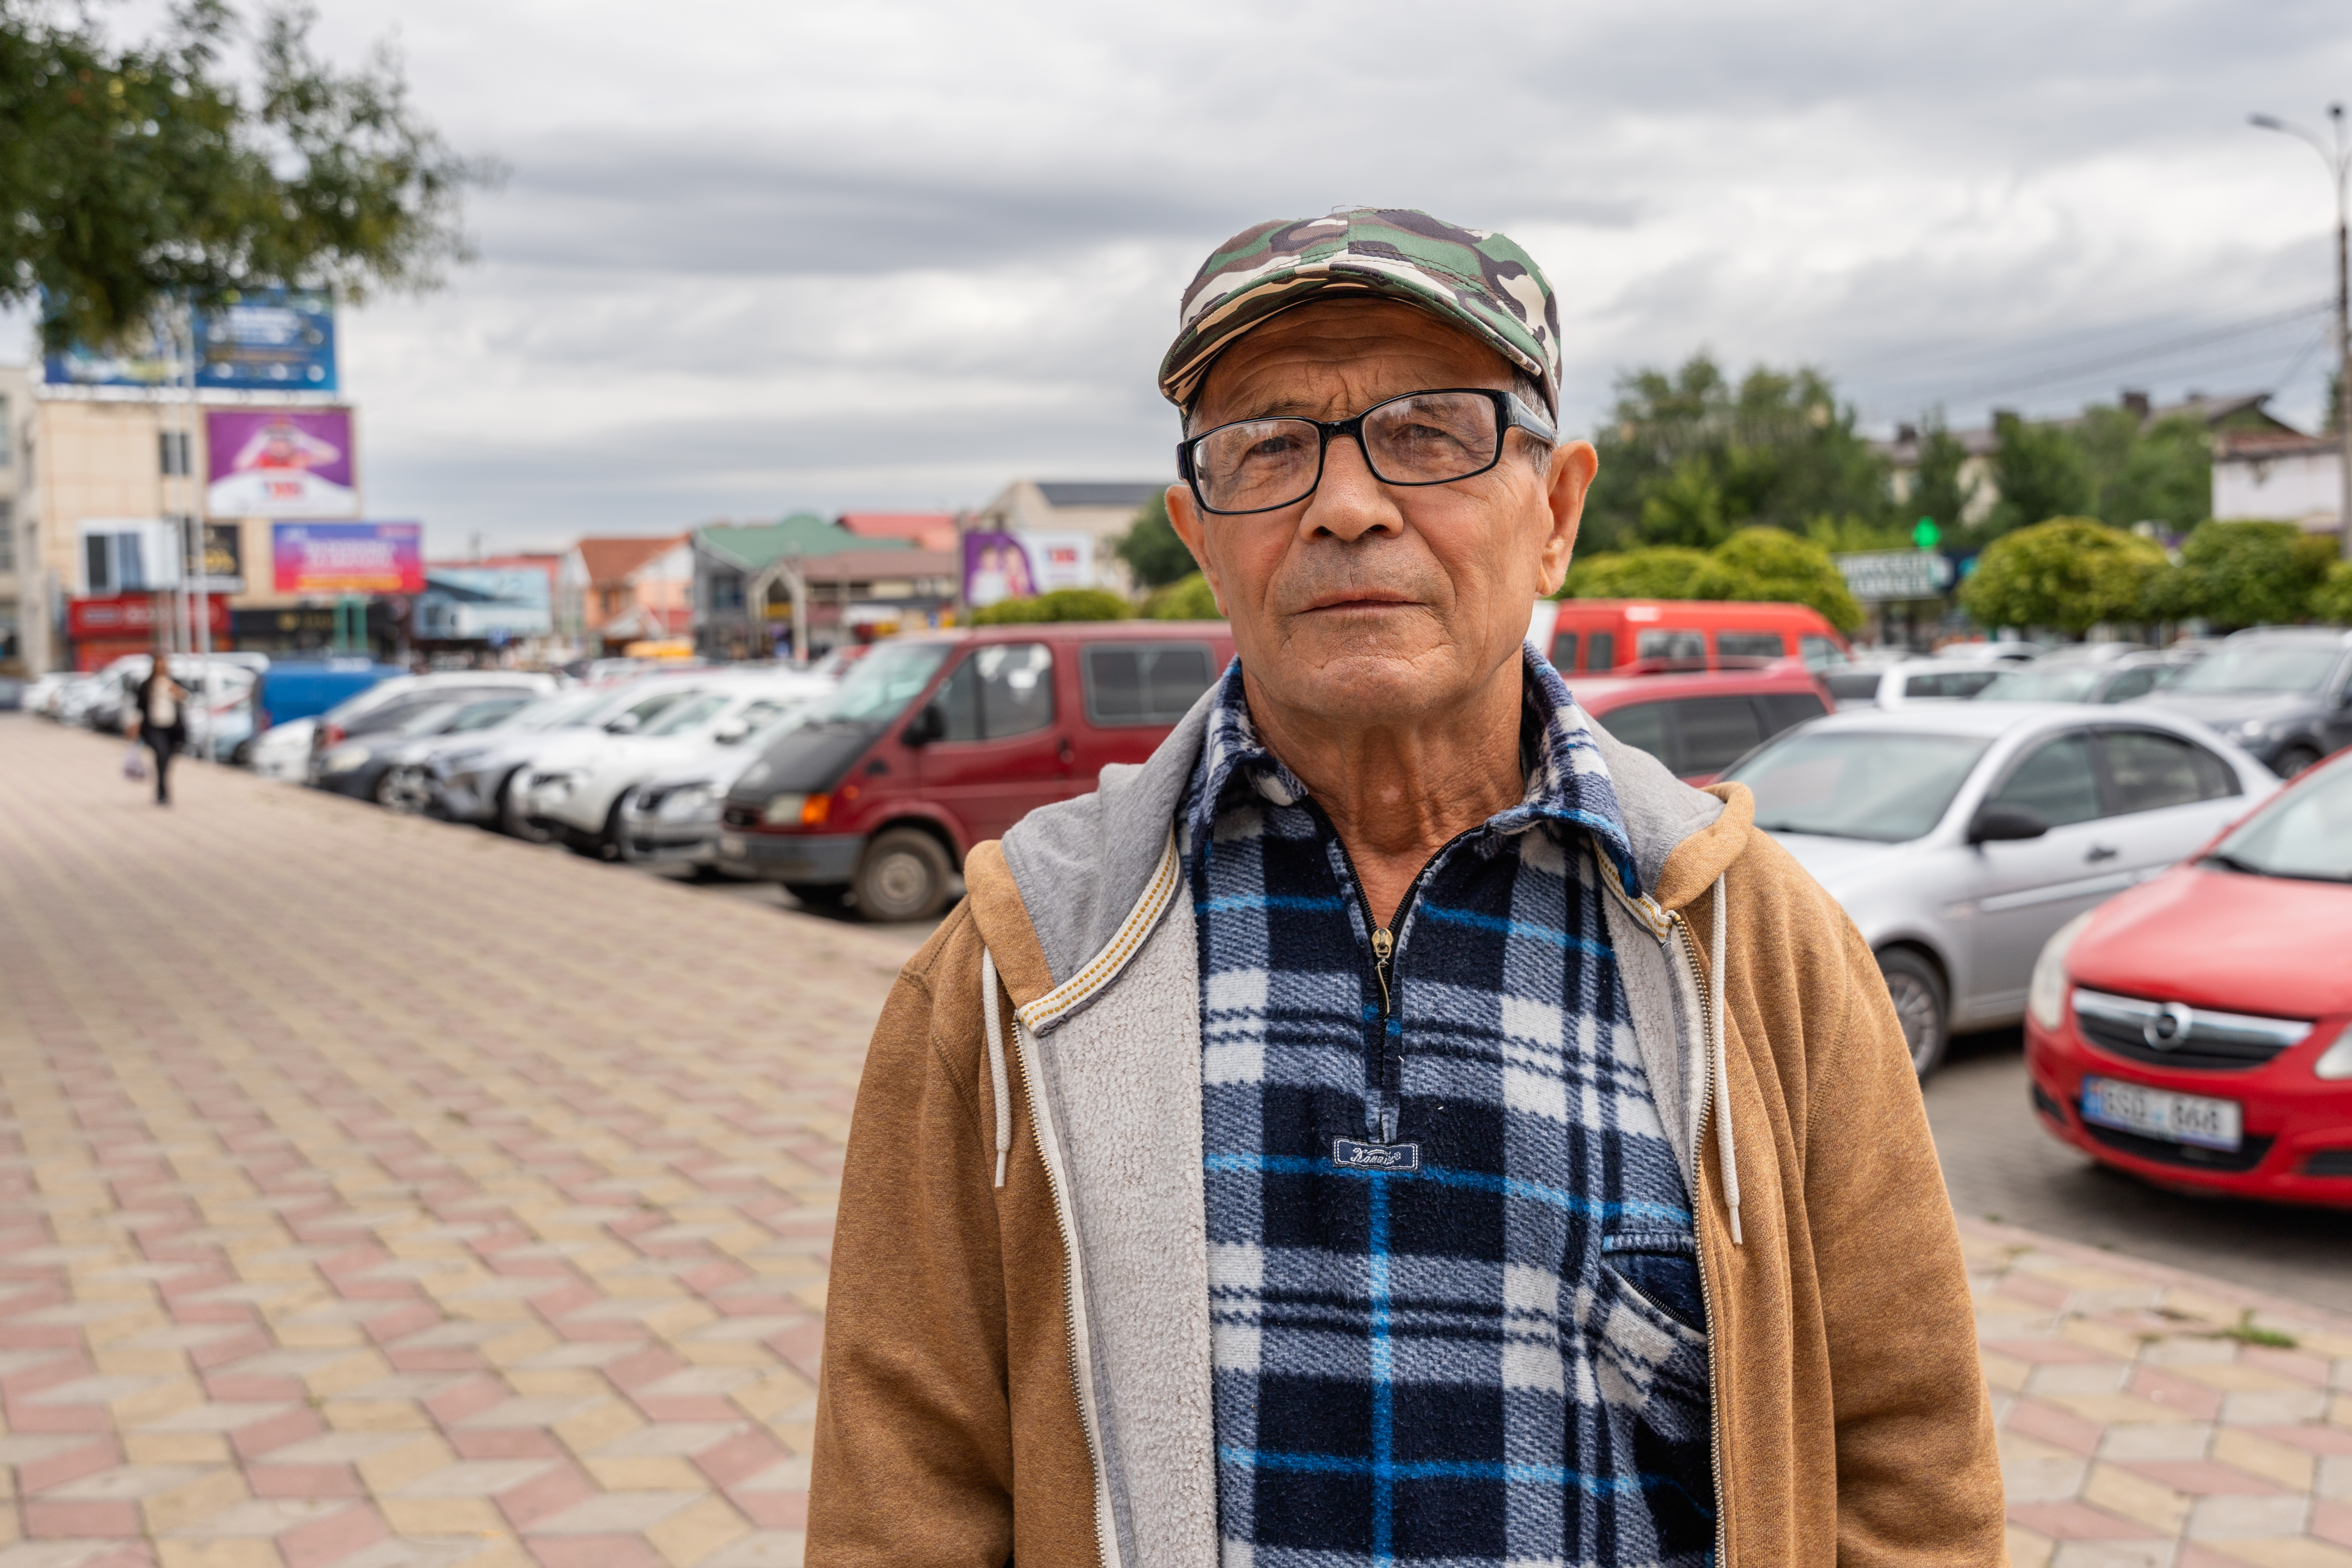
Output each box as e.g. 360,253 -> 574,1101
1144,573 -> 1223,620
1561,546 -> 1713,601
1959,518 -> 2165,636
1558,527 -> 1863,632
2147,520 -> 2336,629
2313,560 -> 2352,625
967,588 -> 1133,625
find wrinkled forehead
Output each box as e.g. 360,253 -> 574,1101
1191,297 -> 1520,426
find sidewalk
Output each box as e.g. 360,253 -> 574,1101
2,716 -> 2348,1568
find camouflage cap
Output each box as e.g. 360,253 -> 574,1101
1158,207 -> 1562,416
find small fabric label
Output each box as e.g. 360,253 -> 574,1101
1331,1138 -> 1421,1173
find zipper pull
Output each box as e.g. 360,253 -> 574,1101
1371,926 -> 1394,1014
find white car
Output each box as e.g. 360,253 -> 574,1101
517,673 -> 835,858
1721,703 -> 2276,1076
412,674 -> 725,832
613,703 -> 826,868
250,718 -> 318,782
1818,658 -> 2006,711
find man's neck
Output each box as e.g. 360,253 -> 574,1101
1241,662 -> 1526,930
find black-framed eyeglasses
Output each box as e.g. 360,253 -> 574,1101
1176,387 -> 1557,517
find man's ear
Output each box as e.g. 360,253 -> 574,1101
1165,483 -> 1224,612
1537,441 -> 1597,597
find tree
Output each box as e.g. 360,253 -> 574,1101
2148,521 -> 2335,629
1584,353 -> 1892,551
2314,560 -> 2352,623
1,0 -> 494,351
2073,408 -> 2210,534
969,588 -> 1131,624
1959,518 -> 2165,636
1981,412 -> 2093,543
1560,530 -> 1862,632
1561,546 -> 1712,601
1144,573 -> 1222,620
1908,416 -> 1979,541
1112,491 -> 1197,589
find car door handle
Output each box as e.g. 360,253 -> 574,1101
2085,844 -> 2119,863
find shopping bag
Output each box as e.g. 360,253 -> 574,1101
122,740 -> 148,783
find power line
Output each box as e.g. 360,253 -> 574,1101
1911,299 -> 2331,406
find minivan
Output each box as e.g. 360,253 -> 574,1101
717,622 -> 1236,920
1528,599 -> 1850,675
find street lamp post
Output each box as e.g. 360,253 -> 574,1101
2251,104 -> 2352,561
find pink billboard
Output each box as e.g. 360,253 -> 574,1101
206,408 -> 358,518
272,523 -> 423,594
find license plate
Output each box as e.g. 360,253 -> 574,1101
718,834 -> 745,858
2081,1076 -> 2242,1150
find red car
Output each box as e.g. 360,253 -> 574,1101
2024,747 -> 2352,1205
1574,663 -> 1835,785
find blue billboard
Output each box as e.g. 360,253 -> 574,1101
43,288 -> 338,392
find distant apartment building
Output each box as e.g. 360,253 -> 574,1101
2211,430 -> 2343,536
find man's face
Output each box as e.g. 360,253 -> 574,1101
1166,298 -> 1596,733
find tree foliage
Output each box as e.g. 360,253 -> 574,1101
0,0 -> 496,350
2314,560 -> 2352,624
1111,490 -> 1197,589
968,587 -> 1132,624
1143,572 -> 1222,620
1958,519 -> 2166,635
1906,416 -> 1978,542
2148,521 -> 2336,630
1982,413 -> 2093,544
1561,528 -> 1863,632
1583,353 -> 1892,551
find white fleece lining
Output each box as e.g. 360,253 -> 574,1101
982,949 -> 1012,1188
1026,896 -> 1219,1568
1019,832 -> 1183,1033
1709,878 -> 1742,1245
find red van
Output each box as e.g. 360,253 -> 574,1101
716,621 -> 1235,920
1529,599 -> 1849,675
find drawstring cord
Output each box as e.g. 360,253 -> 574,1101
1709,877 -> 1742,1245
983,947 -> 1012,1188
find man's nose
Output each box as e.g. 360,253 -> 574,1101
1297,433 -> 1404,543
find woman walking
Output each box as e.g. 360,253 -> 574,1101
127,662 -> 189,806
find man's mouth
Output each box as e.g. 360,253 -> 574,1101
1299,591 -> 1417,615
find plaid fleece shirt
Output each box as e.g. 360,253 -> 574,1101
1183,647 -> 1715,1568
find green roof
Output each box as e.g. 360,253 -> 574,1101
696,513 -> 915,571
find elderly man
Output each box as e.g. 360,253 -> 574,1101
810,210 -> 2003,1567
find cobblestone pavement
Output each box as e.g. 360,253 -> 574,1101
4,717 -> 2351,1568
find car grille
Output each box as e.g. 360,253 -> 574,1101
2303,1148 -> 2352,1177
2082,1122 -> 2275,1174
721,802 -> 759,829
2071,988 -> 2309,1071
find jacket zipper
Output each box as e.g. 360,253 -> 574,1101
1011,1018 -> 1120,1568
1671,909 -> 1731,1568
1325,821 -> 1478,1141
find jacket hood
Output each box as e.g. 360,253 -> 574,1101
967,657 -> 1754,1020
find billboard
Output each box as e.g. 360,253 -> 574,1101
273,523 -> 423,594
208,408 -> 357,518
1023,531 -> 1095,593
43,288 -> 338,391
963,531 -> 1035,608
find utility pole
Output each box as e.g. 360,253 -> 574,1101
2251,104 -> 2352,561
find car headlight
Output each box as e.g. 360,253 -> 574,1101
656,783 -> 716,823
322,744 -> 370,773
762,791 -> 831,826
2028,910 -> 2097,1031
2316,1023 -> 2352,1081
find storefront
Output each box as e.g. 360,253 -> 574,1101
65,593 -> 232,672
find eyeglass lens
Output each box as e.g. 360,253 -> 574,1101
1190,391 -> 1505,514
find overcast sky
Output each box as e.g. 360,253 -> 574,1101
16,0 -> 2352,554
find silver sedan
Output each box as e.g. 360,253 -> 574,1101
1721,704 -> 2278,1075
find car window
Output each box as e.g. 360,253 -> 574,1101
351,693 -> 451,734
1084,643 -> 1214,726
1905,669 -> 2001,699
1549,631 -> 1578,672
445,698 -> 529,734
1636,629 -> 1706,669
1586,632 -> 1615,671
2101,667 -> 2158,702
2100,728 -> 2238,812
2209,756 -> 2352,881
1716,631 -> 1784,662
2168,642 -> 2341,695
1987,732 -> 2103,826
1977,667 -> 2100,703
934,643 -> 1056,742
1759,692 -> 1829,734
641,692 -> 731,737
818,640 -> 953,724
1675,697 -> 1766,775
1592,701 -> 1672,771
1727,731 -> 1991,842
1822,670 -> 1883,702
611,690 -> 691,731
733,699 -> 792,732
1798,634 -> 1844,669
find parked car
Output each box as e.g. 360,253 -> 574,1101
1819,658 -> 2006,710
1527,598 -> 1851,676
2024,747 -> 2352,1205
246,661 -> 405,763
1720,703 -> 2276,1075
417,675 -> 720,835
718,622 -> 1237,920
514,672 -> 834,857
308,671 -> 557,769
309,694 -> 541,802
615,704 -> 831,869
1971,651 -> 2174,706
1574,664 -> 1833,784
1933,639 -> 2046,664
2133,626 -> 2352,777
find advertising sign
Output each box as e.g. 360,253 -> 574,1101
183,523 -> 245,593
208,408 -> 357,518
1835,549 -> 1956,603
43,288 -> 338,391
68,594 -> 230,640
1022,531 -> 1095,593
962,531 -> 1036,608
272,522 -> 423,594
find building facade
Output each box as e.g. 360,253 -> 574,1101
2211,431 -> 2343,535
969,480 -> 1165,595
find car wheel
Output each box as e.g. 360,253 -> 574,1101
853,829 -> 951,922
377,767 -> 431,814
500,771 -> 553,843
2273,743 -> 2322,779
1876,947 -> 1950,1079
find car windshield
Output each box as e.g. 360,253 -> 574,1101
2208,758 -> 2352,883
1976,667 -> 2101,703
394,701 -> 469,736
640,692 -> 732,737
1726,730 -> 1992,842
506,691 -> 604,731
2168,642 -> 2341,695
445,698 -> 529,734
814,641 -> 953,723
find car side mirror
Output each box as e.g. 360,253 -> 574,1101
1968,805 -> 2049,845
902,703 -> 944,746
604,712 -> 641,734
712,718 -> 750,744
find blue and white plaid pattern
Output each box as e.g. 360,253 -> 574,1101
1185,647 -> 1714,1568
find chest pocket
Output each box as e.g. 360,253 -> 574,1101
1578,1229 -> 1711,1418
1602,1229 -> 1705,1332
